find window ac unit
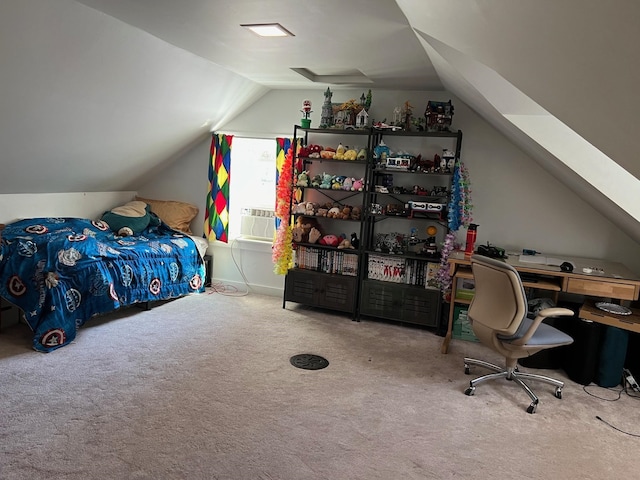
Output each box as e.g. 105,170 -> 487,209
240,208 -> 275,240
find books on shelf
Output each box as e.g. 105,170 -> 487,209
295,246 -> 359,276
367,255 -> 441,288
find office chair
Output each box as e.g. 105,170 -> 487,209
463,255 -> 574,413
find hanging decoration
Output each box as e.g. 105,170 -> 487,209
275,138 -> 291,232
204,133 -> 232,243
273,143 -> 295,274
436,160 -> 473,298
275,137 -> 301,232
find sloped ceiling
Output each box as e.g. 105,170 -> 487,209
1,1 -> 639,242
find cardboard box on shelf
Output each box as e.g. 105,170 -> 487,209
455,278 -> 475,301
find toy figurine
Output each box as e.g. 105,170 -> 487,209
300,99 -> 313,128
373,140 -> 390,160
320,88 -> 333,128
442,149 -> 456,172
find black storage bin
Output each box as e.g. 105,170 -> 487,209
518,315 -> 562,369
625,331 -> 640,377
552,303 -> 603,385
519,298 -> 564,369
597,326 -> 629,387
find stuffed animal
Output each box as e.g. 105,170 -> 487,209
308,227 -> 322,244
334,143 -> 346,160
331,176 -> 345,190
297,171 -> 310,187
342,177 -> 353,191
308,144 -> 323,158
339,206 -> 352,219
298,145 -> 310,158
319,234 -> 340,247
320,147 -> 336,159
344,149 -> 358,161
292,203 -> 307,215
337,237 -> 354,249
311,174 -> 322,187
101,200 -> 161,237
352,178 -> 365,191
326,206 -> 342,218
304,202 -> 318,216
292,216 -> 322,243
319,173 -> 333,189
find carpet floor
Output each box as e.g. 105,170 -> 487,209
1,289 -> 639,479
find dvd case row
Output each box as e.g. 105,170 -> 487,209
295,246 -> 359,276
367,254 -> 440,288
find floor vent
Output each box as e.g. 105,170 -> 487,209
290,354 -> 329,370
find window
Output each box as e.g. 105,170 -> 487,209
228,137 -> 276,239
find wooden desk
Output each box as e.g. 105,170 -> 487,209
579,300 -> 640,334
441,251 -> 640,353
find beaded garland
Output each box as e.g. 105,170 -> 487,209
436,160 -> 473,298
273,145 -> 295,274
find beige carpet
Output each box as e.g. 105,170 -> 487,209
1,290 -> 639,480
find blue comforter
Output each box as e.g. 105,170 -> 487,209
0,217 -> 205,352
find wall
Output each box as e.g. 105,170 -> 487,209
136,87 -> 640,295
136,136 -> 211,238
0,191 -> 136,225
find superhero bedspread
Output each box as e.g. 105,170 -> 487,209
0,217 -> 205,352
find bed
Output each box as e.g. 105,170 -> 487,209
0,216 -> 206,352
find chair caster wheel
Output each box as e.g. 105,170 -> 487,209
464,386 -> 475,396
464,365 -> 470,375
554,387 -> 563,399
526,402 -> 537,414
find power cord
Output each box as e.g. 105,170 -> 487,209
207,281 -> 249,297
595,415 -> 640,437
206,238 -> 254,296
582,384 -> 623,401
585,376 -> 640,437
230,238 -> 253,295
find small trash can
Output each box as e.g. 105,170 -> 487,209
597,325 -> 629,388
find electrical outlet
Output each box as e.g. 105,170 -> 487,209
623,368 -> 640,392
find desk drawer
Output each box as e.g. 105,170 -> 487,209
566,277 -> 637,300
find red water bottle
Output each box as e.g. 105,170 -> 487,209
465,224 -> 478,255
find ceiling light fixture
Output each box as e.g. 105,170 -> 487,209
241,23 -> 294,37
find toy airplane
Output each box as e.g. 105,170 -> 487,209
372,122 -> 402,131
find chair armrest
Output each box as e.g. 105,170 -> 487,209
511,307 -> 574,346
537,307 -> 575,319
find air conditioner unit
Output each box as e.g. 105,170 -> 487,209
240,208 -> 275,240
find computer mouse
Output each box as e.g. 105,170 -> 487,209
560,261 -> 574,272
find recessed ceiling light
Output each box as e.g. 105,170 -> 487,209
241,23 -> 294,37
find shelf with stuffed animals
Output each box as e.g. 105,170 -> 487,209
279,99 -> 471,332
282,124 -> 373,317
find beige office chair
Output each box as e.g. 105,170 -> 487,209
463,254 -> 574,413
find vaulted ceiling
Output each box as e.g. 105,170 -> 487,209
2,0 -> 639,240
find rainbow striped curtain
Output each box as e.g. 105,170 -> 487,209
204,133 -> 232,243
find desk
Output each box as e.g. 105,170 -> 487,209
579,300 -> 640,334
441,251 -> 640,353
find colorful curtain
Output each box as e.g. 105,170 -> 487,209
204,133 -> 232,243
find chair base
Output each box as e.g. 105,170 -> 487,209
463,357 -> 565,414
